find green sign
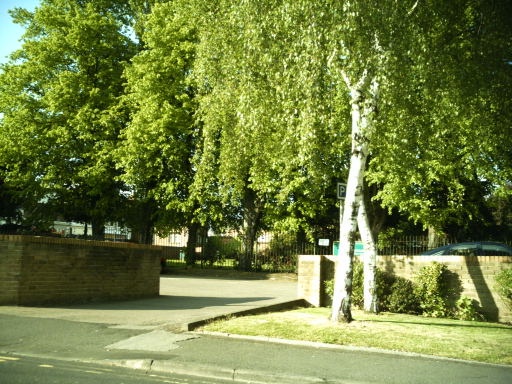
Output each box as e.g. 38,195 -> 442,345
333,241 -> 364,256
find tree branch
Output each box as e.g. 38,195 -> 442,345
408,0 -> 419,15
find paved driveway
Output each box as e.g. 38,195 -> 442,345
0,275 -> 298,329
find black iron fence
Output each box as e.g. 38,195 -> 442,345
376,235 -> 453,255
165,235 -> 512,272
164,234 -> 446,272
2,227 -> 510,273
166,233 -> 332,273
0,222 -> 132,241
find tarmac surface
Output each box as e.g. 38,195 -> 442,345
1,273 -> 512,383
0,274 -> 299,331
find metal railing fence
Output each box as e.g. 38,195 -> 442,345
2,229 -> 510,273
166,233 -> 332,273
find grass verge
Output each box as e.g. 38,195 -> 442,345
199,307 -> 512,365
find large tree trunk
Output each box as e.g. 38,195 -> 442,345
132,221 -> 154,244
428,226 -> 447,248
331,145 -> 366,322
358,198 -> 378,313
127,198 -> 156,244
91,217 -> 105,240
331,72 -> 378,323
185,222 -> 200,266
240,187 -> 262,271
365,181 -> 388,239
331,89 -> 366,323
241,224 -> 256,271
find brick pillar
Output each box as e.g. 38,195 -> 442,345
297,255 -> 323,306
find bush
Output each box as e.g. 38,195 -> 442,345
353,262 -> 399,311
351,261 -> 364,308
203,236 -> 241,265
254,234 -> 300,272
375,269 -> 396,312
322,261 -> 363,308
324,279 -> 335,300
324,263 -> 420,314
454,296 -> 484,321
495,267 -> 512,309
386,277 -> 420,314
325,261 -> 474,321
414,262 -> 452,317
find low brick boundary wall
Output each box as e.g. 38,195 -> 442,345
0,235 -> 161,306
298,254 -> 512,323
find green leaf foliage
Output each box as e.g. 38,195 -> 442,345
1,0 -> 510,243
117,0 -> 199,232
495,267 -> 512,309
0,0 -> 138,232
366,0 -> 512,232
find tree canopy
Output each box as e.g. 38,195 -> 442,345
367,0 -> 512,233
0,0 -> 138,235
116,0 -> 202,251
0,0 -> 510,257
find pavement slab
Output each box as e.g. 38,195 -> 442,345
105,330 -> 199,352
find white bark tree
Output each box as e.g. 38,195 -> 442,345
358,198 -> 378,313
331,72 -> 379,322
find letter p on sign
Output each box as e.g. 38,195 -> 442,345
337,183 -> 347,199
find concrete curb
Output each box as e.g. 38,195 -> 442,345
184,298 -> 310,331
105,358 -> 331,384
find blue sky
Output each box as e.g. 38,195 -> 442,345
0,0 -> 40,64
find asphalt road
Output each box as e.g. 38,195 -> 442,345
1,313 -> 511,384
0,354 -> 234,384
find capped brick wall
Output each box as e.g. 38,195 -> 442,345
298,254 -> 512,323
0,235 -> 161,306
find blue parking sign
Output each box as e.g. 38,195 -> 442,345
337,183 -> 347,199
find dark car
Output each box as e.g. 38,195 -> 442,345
421,241 -> 512,256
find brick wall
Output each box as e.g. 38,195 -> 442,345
298,254 -> 512,323
297,255 -> 323,306
0,235 -> 161,306
0,236 -> 23,304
